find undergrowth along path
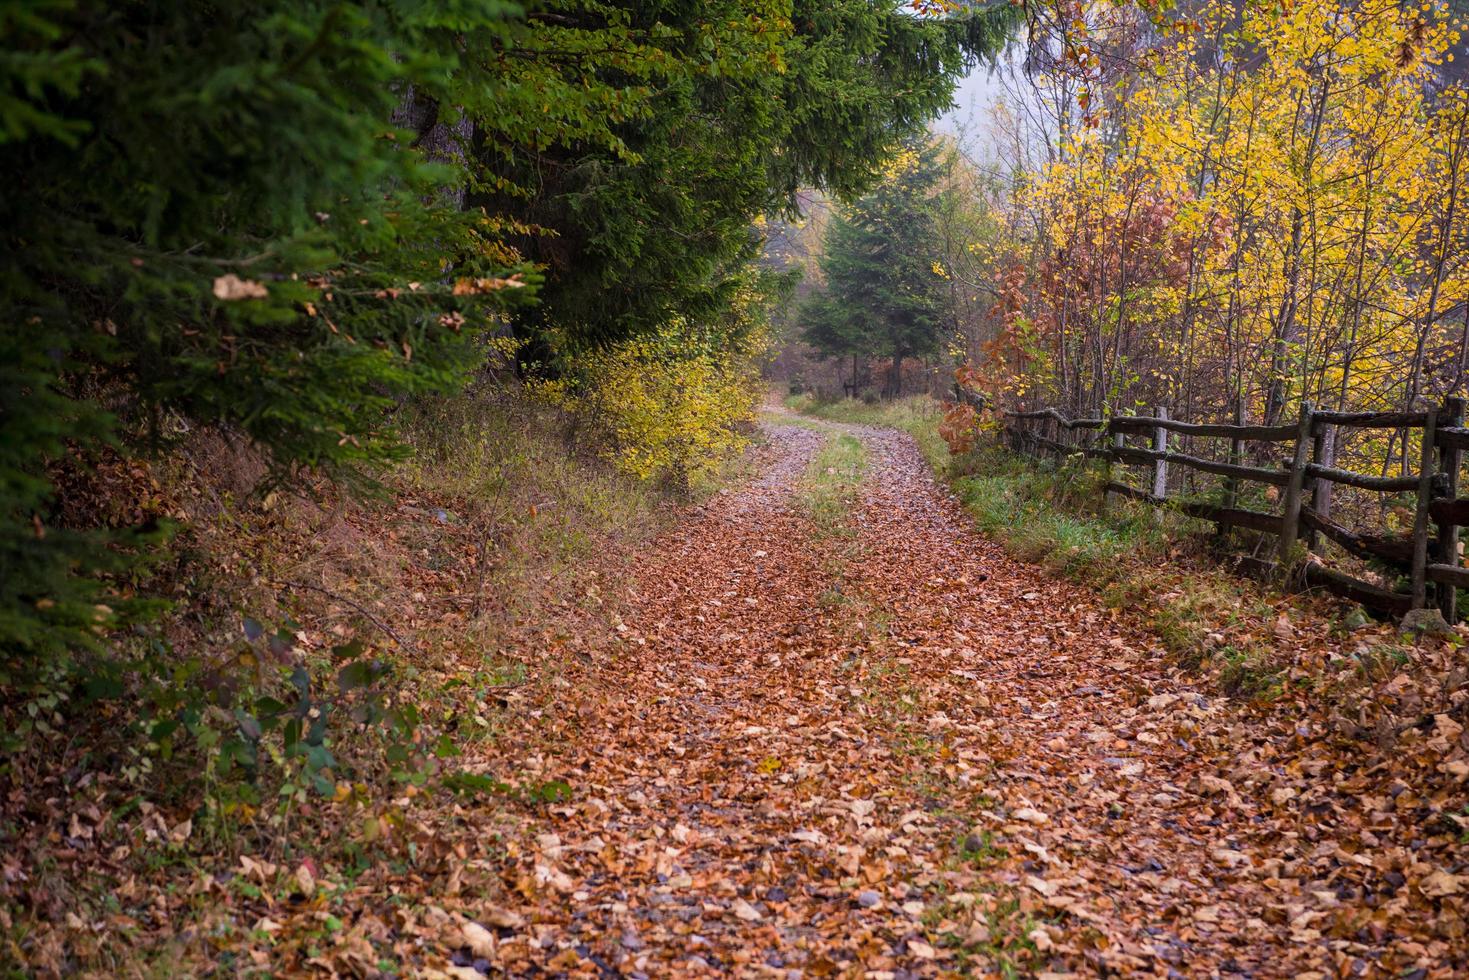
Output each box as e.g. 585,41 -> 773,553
447,418 -> 1465,978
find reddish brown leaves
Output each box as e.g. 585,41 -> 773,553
10,418 -> 1466,975
410,419 -> 1465,975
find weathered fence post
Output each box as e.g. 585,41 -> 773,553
1103,421 -> 1122,512
1222,401 -> 1244,533
1001,401 -> 1458,618
1437,396 -> 1464,621
1307,418 -> 1335,553
1411,408 -> 1439,611
1279,401 -> 1314,563
1152,407 -> 1169,505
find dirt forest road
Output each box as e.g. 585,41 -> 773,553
451,417 -> 1465,978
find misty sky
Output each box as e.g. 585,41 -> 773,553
933,52 -> 1018,159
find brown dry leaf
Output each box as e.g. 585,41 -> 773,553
212,273 -> 268,300
1195,773 -> 1234,795
1026,874 -> 1059,898
481,906 -> 524,929
1420,870 -> 1465,898
294,862 -> 315,897
460,921 -> 495,958
534,863 -> 575,894
731,898 -> 762,921
907,939 -> 936,959
441,969 -> 485,980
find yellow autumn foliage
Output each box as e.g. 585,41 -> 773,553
980,0 -> 1469,443
534,311 -> 769,488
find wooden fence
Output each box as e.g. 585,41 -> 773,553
1002,398 -> 1469,622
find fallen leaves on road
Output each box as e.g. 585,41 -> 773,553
7,418 -> 1467,976
406,420 -> 1466,976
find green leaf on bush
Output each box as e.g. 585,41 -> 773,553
305,743 -> 335,773
337,660 -> 378,692
332,639 -> 366,662
523,779 -> 572,804
442,772 -> 511,797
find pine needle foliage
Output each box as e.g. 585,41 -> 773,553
1,0 -> 536,658
482,0 -> 1019,353
800,139 -> 954,394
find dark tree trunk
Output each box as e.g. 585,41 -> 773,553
391,86 -> 473,210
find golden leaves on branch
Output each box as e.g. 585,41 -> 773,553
451,274 -> 526,295
212,273 -> 268,301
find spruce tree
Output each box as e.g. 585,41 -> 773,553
0,0 -> 534,659
800,139 -> 953,395
0,0 -> 1015,662
481,0 -> 1016,356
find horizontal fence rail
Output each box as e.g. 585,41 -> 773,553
1001,397 -> 1469,622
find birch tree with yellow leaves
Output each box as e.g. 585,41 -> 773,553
973,0 -> 1469,475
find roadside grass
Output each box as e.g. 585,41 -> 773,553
917,879 -> 1054,979
0,382 -> 706,973
396,383 -> 669,640
784,391 -> 936,429
791,427 -> 930,722
758,409 -> 827,432
960,452 -> 1295,698
796,429 -> 894,651
948,449 -> 1304,698
784,393 -> 951,473
785,394 -> 1075,971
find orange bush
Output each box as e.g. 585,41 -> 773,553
938,402 -> 979,456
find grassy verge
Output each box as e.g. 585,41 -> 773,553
796,431 -> 866,537
787,427 -> 909,701
781,402 -> 1080,974
0,381 -> 707,974
948,447 -> 1287,696
394,384 -> 670,643
784,392 -> 950,472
